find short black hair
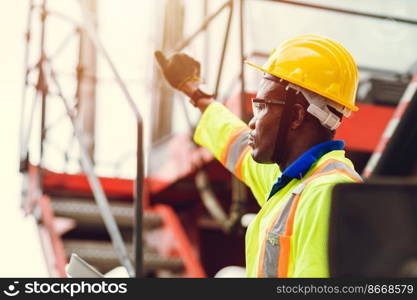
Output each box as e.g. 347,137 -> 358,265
289,89 -> 342,141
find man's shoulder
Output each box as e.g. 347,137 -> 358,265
296,171 -> 359,214
303,168 -> 359,196
306,154 -> 362,188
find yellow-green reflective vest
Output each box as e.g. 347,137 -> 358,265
194,102 -> 362,277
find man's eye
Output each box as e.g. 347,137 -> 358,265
254,102 -> 265,110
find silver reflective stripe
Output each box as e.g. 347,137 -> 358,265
225,132 -> 250,173
262,193 -> 296,277
293,161 -> 362,194
318,161 -> 362,182
261,160 -> 362,277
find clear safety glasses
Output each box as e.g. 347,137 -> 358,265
251,98 -> 286,117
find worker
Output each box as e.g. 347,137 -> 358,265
155,35 -> 362,278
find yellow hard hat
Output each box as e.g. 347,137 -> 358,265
246,34 -> 359,112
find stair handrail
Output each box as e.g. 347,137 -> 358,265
77,0 -> 144,278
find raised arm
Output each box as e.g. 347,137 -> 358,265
154,51 -> 280,206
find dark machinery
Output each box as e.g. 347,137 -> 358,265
330,74 -> 417,277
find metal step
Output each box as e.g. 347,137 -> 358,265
51,198 -> 162,229
366,78 -> 409,106
63,240 -> 184,274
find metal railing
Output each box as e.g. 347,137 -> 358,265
19,0 -> 144,277
78,0 -> 144,277
255,0 -> 417,26
164,0 -> 249,234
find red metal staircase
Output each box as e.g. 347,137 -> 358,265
24,165 -> 205,278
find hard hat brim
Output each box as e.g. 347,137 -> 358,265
245,60 -> 359,112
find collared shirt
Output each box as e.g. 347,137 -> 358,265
267,140 -> 345,200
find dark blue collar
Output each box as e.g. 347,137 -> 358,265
267,140 -> 345,200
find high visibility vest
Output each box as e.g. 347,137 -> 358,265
194,102 -> 362,277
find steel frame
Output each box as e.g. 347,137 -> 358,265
20,0 -> 144,277
20,0 -> 417,278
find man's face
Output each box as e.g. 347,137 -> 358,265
248,77 -> 286,164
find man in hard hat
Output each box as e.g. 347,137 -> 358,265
155,35 -> 362,278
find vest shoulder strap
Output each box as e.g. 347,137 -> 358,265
293,159 -> 362,195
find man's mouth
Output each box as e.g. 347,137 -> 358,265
248,133 -> 255,147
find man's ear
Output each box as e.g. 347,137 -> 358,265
290,103 -> 306,129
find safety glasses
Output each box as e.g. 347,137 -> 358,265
251,98 -> 286,117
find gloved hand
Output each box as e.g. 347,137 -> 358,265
154,51 -> 201,93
